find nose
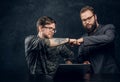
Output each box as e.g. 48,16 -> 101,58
50,29 -> 55,33
49,30 -> 55,34
86,20 -> 90,24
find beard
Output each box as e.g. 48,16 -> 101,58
44,34 -> 53,39
84,21 -> 97,34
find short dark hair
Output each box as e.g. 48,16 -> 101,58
80,6 -> 95,15
36,16 -> 56,28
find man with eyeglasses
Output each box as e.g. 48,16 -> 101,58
76,6 -> 119,73
25,16 -> 76,79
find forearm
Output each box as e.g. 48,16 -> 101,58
78,45 -> 87,63
83,25 -> 115,46
83,34 -> 115,46
49,38 -> 69,47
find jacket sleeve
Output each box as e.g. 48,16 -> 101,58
83,24 -> 115,47
25,35 -> 50,51
77,44 -> 88,63
59,45 -> 74,62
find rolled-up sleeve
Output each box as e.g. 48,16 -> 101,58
25,35 -> 50,51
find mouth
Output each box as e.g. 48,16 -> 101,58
48,33 -> 53,35
86,24 -> 92,29
48,33 -> 53,37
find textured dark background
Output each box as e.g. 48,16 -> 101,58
0,0 -> 120,75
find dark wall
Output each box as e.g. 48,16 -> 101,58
0,0 -> 120,73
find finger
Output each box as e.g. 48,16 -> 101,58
77,42 -> 81,45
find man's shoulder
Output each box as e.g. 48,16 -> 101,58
101,24 -> 115,29
99,24 -> 115,32
25,35 -> 36,39
25,35 -> 37,44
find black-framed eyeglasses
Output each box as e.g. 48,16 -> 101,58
82,14 -> 94,22
44,26 -> 57,33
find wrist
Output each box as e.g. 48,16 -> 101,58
81,38 -> 84,42
67,38 -> 70,43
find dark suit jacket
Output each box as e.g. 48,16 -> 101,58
78,24 -> 119,73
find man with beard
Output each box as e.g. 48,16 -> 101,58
25,16 -> 76,79
76,6 -> 119,73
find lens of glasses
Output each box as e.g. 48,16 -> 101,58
44,26 -> 57,33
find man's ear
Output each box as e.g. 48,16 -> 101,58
94,14 -> 97,21
38,25 -> 43,32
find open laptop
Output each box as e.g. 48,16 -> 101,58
54,64 -> 92,81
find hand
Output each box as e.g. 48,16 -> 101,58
65,60 -> 72,64
83,61 -> 90,64
68,39 -> 77,46
76,38 -> 84,45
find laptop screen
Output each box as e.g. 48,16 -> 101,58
54,64 -> 92,80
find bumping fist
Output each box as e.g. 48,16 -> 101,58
69,39 -> 77,44
76,38 -> 84,45
68,38 -> 84,46
68,39 -> 77,46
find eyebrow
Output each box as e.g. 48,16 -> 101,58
82,14 -> 94,20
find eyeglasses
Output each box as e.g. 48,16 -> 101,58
82,14 -> 94,22
44,26 -> 57,33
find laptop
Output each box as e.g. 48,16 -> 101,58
54,64 -> 92,81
